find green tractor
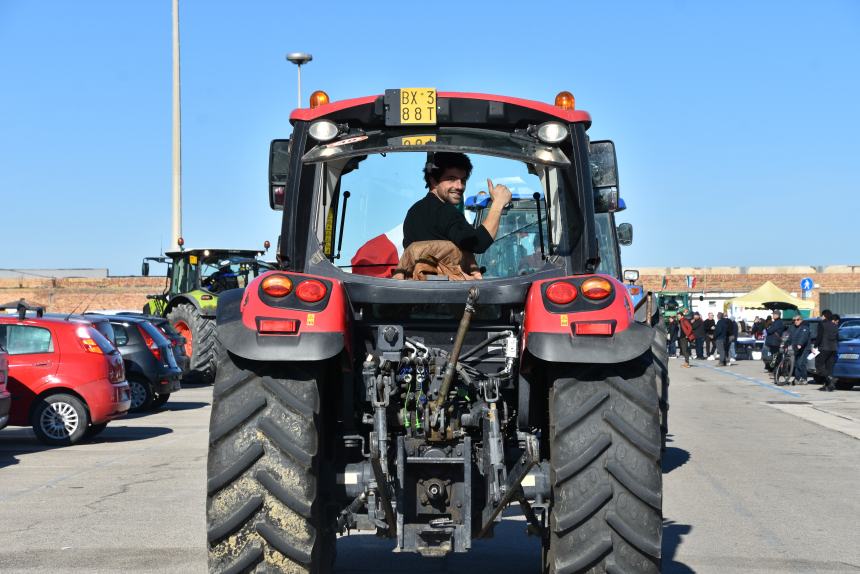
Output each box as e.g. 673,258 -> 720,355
141,245 -> 273,383
656,290 -> 691,322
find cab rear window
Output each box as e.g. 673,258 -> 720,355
0,325 -> 54,355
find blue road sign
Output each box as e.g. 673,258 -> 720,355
800,277 -> 814,291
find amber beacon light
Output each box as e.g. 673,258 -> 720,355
554,91 -> 575,110
309,90 -> 330,109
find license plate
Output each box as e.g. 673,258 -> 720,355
401,135 -> 436,146
385,88 -> 437,125
839,353 -> 859,360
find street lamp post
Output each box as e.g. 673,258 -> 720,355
171,0 -> 182,250
286,52 -> 312,108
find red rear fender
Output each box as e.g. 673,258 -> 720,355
217,271 -> 351,364
523,275 -> 652,364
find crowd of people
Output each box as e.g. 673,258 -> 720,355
666,309 -> 744,368
666,307 -> 843,390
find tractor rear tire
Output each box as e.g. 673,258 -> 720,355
651,322 -> 670,451
546,355 -> 662,574
168,303 -> 219,385
206,351 -> 333,574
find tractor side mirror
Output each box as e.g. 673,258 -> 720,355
617,223 -> 633,245
594,188 -> 619,213
589,140 -> 619,190
141,261 -> 150,276
269,139 -> 291,211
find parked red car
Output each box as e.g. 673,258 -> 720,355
0,302 -> 131,445
0,346 -> 10,430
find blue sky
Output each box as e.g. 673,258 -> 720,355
1,0 -> 858,275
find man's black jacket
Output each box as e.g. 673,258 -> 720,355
765,319 -> 785,347
403,193 -> 493,253
817,320 -> 839,352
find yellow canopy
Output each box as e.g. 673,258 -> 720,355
726,281 -> 815,311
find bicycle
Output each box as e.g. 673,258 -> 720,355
773,335 -> 796,386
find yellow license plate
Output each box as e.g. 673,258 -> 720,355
401,135 -> 437,146
385,88 -> 437,125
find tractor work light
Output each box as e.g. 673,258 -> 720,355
545,281 -> 577,305
554,91 -> 575,110
581,277 -> 613,300
309,119 -> 339,142
261,274 -> 293,297
536,121 -> 568,144
296,279 -> 327,303
309,90 -> 330,109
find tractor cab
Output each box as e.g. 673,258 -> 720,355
142,248 -> 273,310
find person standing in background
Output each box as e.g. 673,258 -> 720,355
704,312 -> 716,359
678,310 -> 694,368
714,312 -> 731,366
691,312 -> 706,360
666,316 -> 679,357
816,309 -> 839,391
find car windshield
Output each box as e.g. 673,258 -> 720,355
839,325 -> 860,341
304,130 -> 570,280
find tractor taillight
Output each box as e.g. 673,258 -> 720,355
262,274 -> 293,297
296,280 -> 327,303
137,325 -> 162,363
545,281 -> 577,305
581,277 -> 613,300
76,326 -> 104,354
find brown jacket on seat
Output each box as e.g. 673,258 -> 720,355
393,240 -> 482,281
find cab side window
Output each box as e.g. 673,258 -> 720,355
113,324 -> 130,347
0,325 -> 54,355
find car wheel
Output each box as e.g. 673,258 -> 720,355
85,422 -> 109,439
153,393 -> 170,408
32,393 -> 90,446
129,378 -> 154,412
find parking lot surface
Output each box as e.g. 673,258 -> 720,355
1,362 -> 859,573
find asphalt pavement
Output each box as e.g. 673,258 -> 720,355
1,361 -> 859,573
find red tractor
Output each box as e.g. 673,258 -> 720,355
206,90 -> 662,573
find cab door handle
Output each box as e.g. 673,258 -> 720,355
34,361 -> 51,367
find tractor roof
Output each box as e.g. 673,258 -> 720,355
290,91 -> 592,129
163,248 -> 264,258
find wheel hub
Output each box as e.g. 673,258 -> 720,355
130,381 -> 147,409
40,401 -> 79,440
174,320 -> 193,359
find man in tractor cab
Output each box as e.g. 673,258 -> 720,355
395,152 -> 513,279
202,264 -> 239,293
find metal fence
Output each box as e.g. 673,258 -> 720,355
820,292 -> 860,315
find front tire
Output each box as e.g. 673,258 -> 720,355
32,393 -> 90,446
168,303 -> 219,384
206,351 -> 333,573
546,356 -> 662,574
